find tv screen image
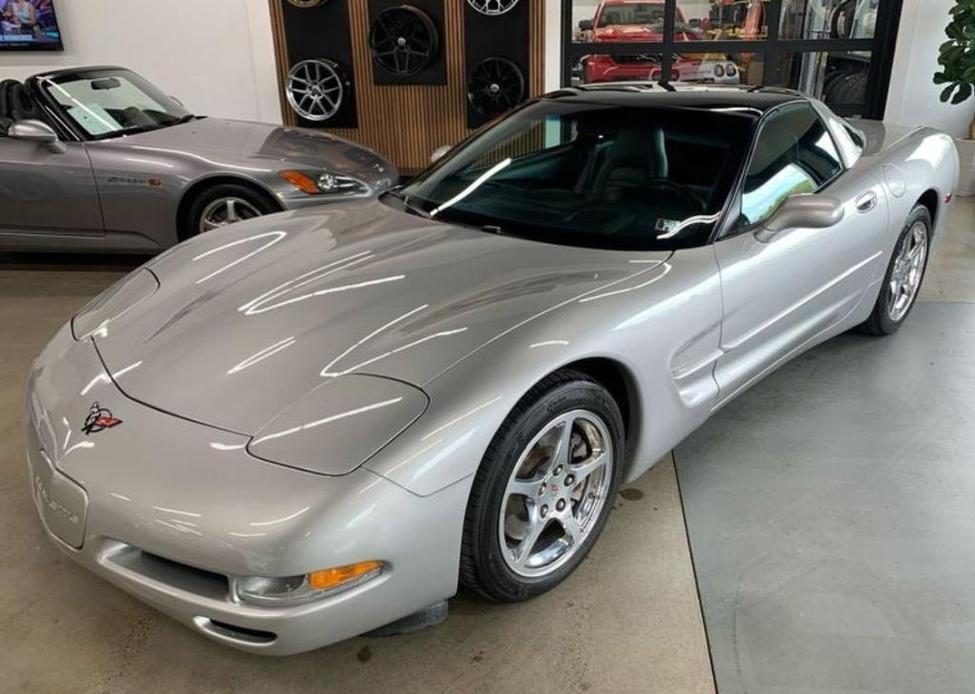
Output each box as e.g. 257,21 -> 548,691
0,0 -> 62,51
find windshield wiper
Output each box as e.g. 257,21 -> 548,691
170,114 -> 199,125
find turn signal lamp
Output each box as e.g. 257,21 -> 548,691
235,561 -> 385,606
308,561 -> 384,591
280,170 -> 321,195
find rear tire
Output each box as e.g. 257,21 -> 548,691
181,183 -> 278,240
858,205 -> 931,336
460,370 -> 624,602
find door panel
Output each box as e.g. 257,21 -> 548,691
713,171 -> 888,404
0,139 -> 102,236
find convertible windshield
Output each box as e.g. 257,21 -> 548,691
37,68 -> 194,139
399,100 -> 754,250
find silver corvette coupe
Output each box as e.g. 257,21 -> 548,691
26,85 -> 958,655
0,66 -> 395,253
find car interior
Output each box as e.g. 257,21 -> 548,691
416,106 -> 754,248
0,79 -> 45,136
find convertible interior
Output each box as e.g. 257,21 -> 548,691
0,79 -> 45,135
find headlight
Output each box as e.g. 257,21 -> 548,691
714,64 -> 726,78
235,561 -> 384,606
279,170 -> 369,196
72,269 -> 159,340
247,374 -> 428,476
726,64 -> 738,77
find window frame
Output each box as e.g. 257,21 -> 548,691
716,99 -> 847,240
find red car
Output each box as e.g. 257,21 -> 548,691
578,0 -> 745,86
579,0 -> 700,83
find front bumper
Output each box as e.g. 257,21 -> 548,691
24,324 -> 465,655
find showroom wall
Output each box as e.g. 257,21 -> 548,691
1,0 -> 282,123
885,0 -> 975,138
1,0 -> 970,138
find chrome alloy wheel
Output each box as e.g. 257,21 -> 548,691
887,221 -> 928,322
286,59 -> 344,122
467,0 -> 520,16
199,197 -> 261,234
499,410 -> 614,578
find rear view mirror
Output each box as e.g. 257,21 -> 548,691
579,19 -> 594,31
91,77 -> 122,91
756,194 -> 845,242
8,119 -> 66,154
430,145 -> 451,164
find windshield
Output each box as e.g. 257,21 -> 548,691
398,100 -> 755,250
597,3 -> 666,27
37,68 -> 194,139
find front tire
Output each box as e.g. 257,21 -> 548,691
859,205 -> 931,336
182,183 -> 278,240
460,370 -> 624,602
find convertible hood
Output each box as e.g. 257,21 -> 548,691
92,202 -> 666,435
123,118 -> 395,183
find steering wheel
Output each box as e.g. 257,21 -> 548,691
645,179 -> 707,211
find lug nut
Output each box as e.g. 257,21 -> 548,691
540,505 -> 549,518
556,499 -> 566,511
538,485 -> 545,496
565,475 -> 575,486
554,466 -> 563,476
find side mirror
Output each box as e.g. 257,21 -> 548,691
756,194 -> 845,242
579,19 -> 594,31
9,120 -> 67,153
430,144 -> 451,164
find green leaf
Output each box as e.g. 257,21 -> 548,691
952,82 -> 973,104
942,84 -> 958,103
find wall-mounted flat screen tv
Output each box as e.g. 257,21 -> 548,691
0,0 -> 63,51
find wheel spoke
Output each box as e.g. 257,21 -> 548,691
559,511 -> 583,545
508,477 -> 542,498
571,450 -> 609,484
512,512 -> 548,568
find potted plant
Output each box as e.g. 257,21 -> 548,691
936,0 -> 975,194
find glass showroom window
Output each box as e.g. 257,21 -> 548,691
562,0 -> 901,119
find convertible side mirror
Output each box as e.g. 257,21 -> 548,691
579,19 -> 594,31
430,144 -> 451,164
8,119 -> 67,154
756,194 -> 845,242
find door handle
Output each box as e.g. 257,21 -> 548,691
856,191 -> 878,213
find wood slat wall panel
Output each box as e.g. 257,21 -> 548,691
269,0 -> 546,175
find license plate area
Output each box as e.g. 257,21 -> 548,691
28,449 -> 88,549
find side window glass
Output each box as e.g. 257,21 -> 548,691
739,103 -> 843,228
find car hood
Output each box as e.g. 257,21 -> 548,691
593,25 -> 665,41
121,117 -> 396,186
92,201 -> 666,435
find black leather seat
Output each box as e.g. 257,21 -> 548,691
592,126 -> 669,198
0,79 -> 43,135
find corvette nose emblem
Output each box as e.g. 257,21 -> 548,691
81,402 -> 122,435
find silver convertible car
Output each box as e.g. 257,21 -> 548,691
0,66 -> 395,253
26,85 -> 957,655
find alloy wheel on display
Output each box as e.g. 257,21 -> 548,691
887,221 -> 929,322
370,6 -> 440,77
467,0 -> 520,16
286,59 -> 344,122
467,57 -> 525,117
499,410 -> 614,578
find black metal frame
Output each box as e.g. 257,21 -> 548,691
560,0 -> 904,119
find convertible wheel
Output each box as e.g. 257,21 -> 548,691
859,205 -> 931,336
183,183 -> 278,240
461,370 -> 624,601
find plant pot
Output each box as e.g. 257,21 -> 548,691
956,137 -> 975,197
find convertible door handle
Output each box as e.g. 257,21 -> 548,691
856,191 -> 878,213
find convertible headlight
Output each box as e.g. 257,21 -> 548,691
71,269 -> 159,340
279,170 -> 369,196
235,561 -> 384,606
